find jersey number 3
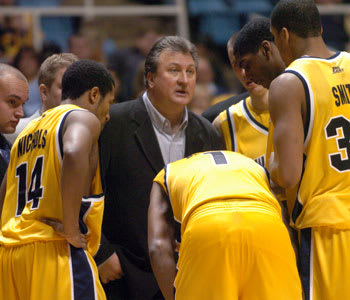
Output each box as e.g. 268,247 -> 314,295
325,116 -> 350,172
15,156 -> 44,216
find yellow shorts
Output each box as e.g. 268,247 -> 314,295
175,201 -> 302,300
0,240 -> 106,300
299,227 -> 350,300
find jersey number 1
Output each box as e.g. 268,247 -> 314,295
15,156 -> 44,216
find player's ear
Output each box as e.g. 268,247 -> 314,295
89,86 -> 100,104
261,41 -> 271,58
39,84 -> 49,104
281,27 -> 289,44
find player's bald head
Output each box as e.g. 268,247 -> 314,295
0,63 -> 27,83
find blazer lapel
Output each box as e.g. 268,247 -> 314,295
132,98 -> 165,173
185,113 -> 204,156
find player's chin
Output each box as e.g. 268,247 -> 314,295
4,125 -> 16,134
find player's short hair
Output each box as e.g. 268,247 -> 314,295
62,59 -> 115,100
144,36 -> 198,88
0,63 -> 27,83
271,0 -> 322,38
233,17 -> 273,58
38,53 -> 78,88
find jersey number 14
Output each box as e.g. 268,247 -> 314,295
15,156 -> 44,216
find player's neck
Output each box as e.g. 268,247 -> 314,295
293,37 -> 335,60
250,90 -> 268,112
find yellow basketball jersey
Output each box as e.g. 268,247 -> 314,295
285,51 -> 350,229
0,104 -> 104,255
153,151 -> 281,233
219,97 -> 269,166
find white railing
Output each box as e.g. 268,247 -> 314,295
0,0 -> 189,50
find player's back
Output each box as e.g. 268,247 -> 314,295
219,97 -> 269,166
1,104 -> 84,245
154,151 -> 280,232
285,51 -> 350,229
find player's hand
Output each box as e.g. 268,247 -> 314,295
98,252 -> 124,284
41,218 -> 87,249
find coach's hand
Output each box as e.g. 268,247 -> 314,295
98,252 -> 124,284
41,218 -> 87,249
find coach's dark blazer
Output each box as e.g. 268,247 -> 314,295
96,97 -> 222,300
0,134 -> 11,185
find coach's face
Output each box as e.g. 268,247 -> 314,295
147,50 -> 196,108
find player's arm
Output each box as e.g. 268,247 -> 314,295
60,110 -> 101,248
212,114 -> 225,141
148,182 -> 176,300
0,170 -> 7,220
268,73 -> 305,189
213,113 -> 232,150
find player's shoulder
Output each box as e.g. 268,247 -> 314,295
65,108 -> 101,134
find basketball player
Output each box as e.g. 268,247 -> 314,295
4,53 -> 78,144
148,151 -> 302,300
0,64 -> 28,184
213,17 -> 284,166
0,60 -> 115,300
236,1 -> 350,299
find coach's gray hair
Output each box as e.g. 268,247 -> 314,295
144,36 -> 198,88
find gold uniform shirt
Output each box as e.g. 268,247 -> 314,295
154,151 -> 281,233
218,97 -> 269,166
0,104 -> 104,256
286,51 -> 350,229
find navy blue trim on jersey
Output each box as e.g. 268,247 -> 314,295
82,193 -> 104,200
299,228 -> 312,300
70,245 -> 96,300
298,51 -> 341,61
164,165 -> 170,196
174,218 -> 181,245
291,154 -> 306,223
242,98 -> 268,132
226,107 -> 236,151
58,109 -> 82,159
283,70 -> 311,142
79,201 -> 92,234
